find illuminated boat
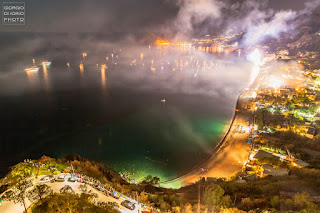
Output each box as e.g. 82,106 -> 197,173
25,66 -> 39,72
42,61 -> 52,66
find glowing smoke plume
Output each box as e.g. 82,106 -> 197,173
246,48 -> 262,84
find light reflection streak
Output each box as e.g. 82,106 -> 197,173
101,64 -> 106,89
26,70 -> 39,88
79,62 -> 84,76
42,63 -> 50,90
101,64 -> 109,96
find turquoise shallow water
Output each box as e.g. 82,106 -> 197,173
40,98 -> 228,182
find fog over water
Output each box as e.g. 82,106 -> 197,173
0,34 -> 255,180
0,0 -> 319,183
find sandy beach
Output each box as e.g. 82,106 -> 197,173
160,90 -> 253,188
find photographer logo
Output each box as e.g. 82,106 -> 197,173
3,2 -> 25,25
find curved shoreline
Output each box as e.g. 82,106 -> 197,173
159,94 -> 240,183
159,90 -> 252,188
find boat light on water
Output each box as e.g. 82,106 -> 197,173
25,66 -> 39,72
42,61 -> 52,66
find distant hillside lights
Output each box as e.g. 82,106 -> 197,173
155,35 -> 240,54
276,50 -> 291,60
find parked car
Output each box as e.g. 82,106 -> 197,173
141,207 -> 154,213
40,176 -> 54,183
111,191 -> 121,199
198,167 -> 207,172
55,174 -> 65,182
0,190 -> 14,201
68,177 -> 76,182
121,200 -> 135,210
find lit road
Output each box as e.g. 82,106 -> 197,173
0,174 -> 143,213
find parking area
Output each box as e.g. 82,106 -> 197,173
0,173 -> 156,213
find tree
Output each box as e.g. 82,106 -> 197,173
203,184 -> 231,208
32,193 -> 118,213
181,203 -> 193,213
27,184 -> 53,202
152,176 -> 160,185
96,201 -> 120,213
78,184 -> 90,194
38,155 -> 53,163
107,201 -> 119,209
78,184 -> 98,203
47,193 -> 79,212
221,208 -> 246,213
7,180 -> 32,213
284,198 -> 294,210
240,198 -> 254,211
172,206 -> 181,213
139,191 -> 149,203
159,201 -> 171,211
270,196 -> 280,209
59,185 -> 75,194
292,192 -> 318,211
10,163 -> 34,183
141,175 -> 160,185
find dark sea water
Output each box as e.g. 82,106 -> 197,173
0,64 -> 232,181
0,35 -> 247,181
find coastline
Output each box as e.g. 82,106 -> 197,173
159,89 -> 252,188
0,90 -> 253,190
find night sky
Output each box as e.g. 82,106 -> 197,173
0,0 -> 314,36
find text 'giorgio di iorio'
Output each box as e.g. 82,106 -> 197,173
2,2 -> 25,25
